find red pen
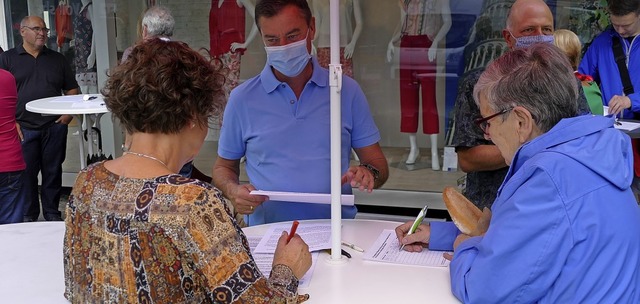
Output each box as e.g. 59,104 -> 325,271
285,220 -> 299,244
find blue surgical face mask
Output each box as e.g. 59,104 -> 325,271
509,31 -> 555,48
264,32 -> 312,77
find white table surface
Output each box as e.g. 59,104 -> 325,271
26,95 -> 109,168
0,219 -> 459,304
0,222 -> 67,303
243,219 -> 460,303
25,95 -> 108,115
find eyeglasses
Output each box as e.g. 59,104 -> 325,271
22,26 -> 50,34
474,107 -> 513,134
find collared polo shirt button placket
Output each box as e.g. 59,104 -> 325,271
290,100 -> 295,104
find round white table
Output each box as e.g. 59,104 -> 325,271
0,222 -> 67,303
243,219 -> 460,303
26,95 -> 109,169
0,220 -> 460,303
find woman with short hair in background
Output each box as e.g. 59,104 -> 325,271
554,29 -> 604,115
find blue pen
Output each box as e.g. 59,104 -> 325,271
400,205 -> 429,251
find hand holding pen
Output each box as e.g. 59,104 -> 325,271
285,220 -> 299,244
273,220 -> 311,279
395,205 -> 430,252
608,95 -> 632,125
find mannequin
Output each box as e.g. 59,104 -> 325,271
73,0 -> 97,94
209,0 -> 259,97
312,0 -> 362,78
55,0 -> 72,52
386,0 -> 451,170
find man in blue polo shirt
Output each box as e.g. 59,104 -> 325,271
213,0 -> 389,226
0,16 -> 79,222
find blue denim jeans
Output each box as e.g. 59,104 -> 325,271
20,122 -> 68,220
0,170 -> 24,224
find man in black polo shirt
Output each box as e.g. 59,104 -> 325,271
0,16 -> 79,222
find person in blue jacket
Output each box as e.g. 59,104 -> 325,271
579,0 -> 640,118
396,43 -> 640,303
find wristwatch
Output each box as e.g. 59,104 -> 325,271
359,163 -> 380,181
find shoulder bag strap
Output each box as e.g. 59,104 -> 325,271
612,37 -> 635,95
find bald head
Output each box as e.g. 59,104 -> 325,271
503,0 -> 554,49
20,16 -> 48,51
20,15 -> 45,27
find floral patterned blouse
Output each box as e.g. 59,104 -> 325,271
63,162 -> 308,303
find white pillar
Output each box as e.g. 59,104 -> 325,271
27,0 -> 44,17
92,0 -> 122,158
0,1 -> 7,50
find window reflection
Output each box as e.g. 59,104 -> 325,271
3,0 -> 609,195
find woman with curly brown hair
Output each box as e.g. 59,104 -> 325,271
63,38 -> 311,303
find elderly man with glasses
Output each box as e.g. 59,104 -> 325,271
0,16 -> 79,222
451,0 -> 592,211
397,43 -> 640,303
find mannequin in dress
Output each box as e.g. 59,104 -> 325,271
55,0 -> 72,52
386,0 -> 451,170
312,0 -> 362,78
209,0 -> 259,97
74,0 -> 97,94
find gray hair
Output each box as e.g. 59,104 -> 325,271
473,43 -> 579,133
142,6 -> 175,38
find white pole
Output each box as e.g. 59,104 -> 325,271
329,0 -> 343,261
92,0 -> 122,160
0,0 -> 8,52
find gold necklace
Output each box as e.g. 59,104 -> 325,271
123,151 -> 169,169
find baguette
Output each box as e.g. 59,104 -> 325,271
442,186 -> 483,234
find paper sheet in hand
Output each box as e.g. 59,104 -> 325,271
250,190 -> 354,206
363,229 -> 450,267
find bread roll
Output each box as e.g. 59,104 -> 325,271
442,186 -> 483,234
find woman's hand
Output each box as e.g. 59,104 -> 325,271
273,231 -> 312,279
395,221 -> 430,252
469,207 -> 492,236
443,207 -> 492,261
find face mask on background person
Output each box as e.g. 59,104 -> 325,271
509,31 -> 555,48
264,32 -> 312,77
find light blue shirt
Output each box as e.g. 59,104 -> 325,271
218,57 -> 380,225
